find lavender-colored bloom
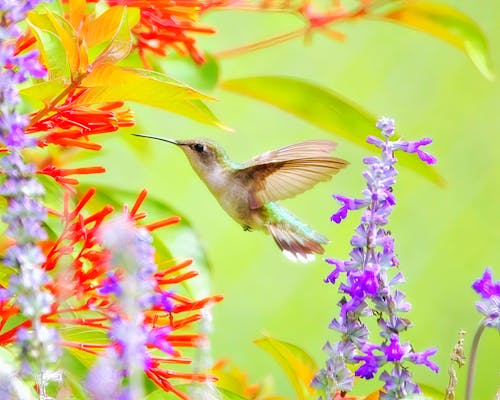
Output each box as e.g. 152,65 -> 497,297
311,342 -> 355,399
85,351 -> 124,400
91,216 -> 166,398
379,368 -> 420,400
313,118 -> 438,397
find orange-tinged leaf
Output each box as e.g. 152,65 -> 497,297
91,6 -> 136,67
384,1 -> 494,80
363,390 -> 381,400
68,0 -> 87,30
254,336 -> 317,400
86,6 -> 139,48
44,9 -> 80,74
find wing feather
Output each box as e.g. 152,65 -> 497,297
237,140 -> 349,209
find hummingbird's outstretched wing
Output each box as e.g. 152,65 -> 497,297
237,140 -> 349,209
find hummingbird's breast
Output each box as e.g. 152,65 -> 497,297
197,164 -> 266,229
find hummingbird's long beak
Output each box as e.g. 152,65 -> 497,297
132,134 -> 179,145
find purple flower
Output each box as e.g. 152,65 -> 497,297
148,326 -> 174,354
408,348 -> 439,373
354,343 -> 382,379
383,334 -> 411,362
376,117 -> 395,136
314,117 -> 438,397
330,195 -> 369,223
100,273 -> 122,296
472,268 -> 500,330
472,268 -> 500,299
393,138 -> 437,165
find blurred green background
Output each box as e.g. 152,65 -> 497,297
79,1 -> 499,398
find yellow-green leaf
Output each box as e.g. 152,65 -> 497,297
254,336 -> 317,400
19,78 -> 67,105
420,383 -> 445,399
91,6 -> 135,67
384,1 -> 494,80
221,76 -> 443,185
44,9 -> 80,74
27,12 -> 70,79
75,63 -> 226,128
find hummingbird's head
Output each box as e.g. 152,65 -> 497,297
132,134 -> 226,174
175,138 -> 219,164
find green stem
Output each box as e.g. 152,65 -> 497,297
465,319 -> 487,400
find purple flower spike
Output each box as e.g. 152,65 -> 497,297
313,117 -> 438,398
0,0 -> 60,384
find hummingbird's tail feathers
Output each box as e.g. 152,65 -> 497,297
266,222 -> 328,263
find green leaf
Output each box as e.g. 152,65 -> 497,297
221,76 -> 443,185
419,383 -> 446,399
92,6 -> 135,67
217,387 -> 252,400
221,76 -> 376,147
146,385 -> 251,400
76,63 -> 227,129
254,336 -> 317,400
27,12 -> 70,79
155,53 -> 220,91
383,1 -> 494,80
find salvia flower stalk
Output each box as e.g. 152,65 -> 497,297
312,117 -> 438,399
85,215 -> 159,399
0,0 -> 61,394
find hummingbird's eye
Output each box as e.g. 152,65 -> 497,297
192,143 -> 205,153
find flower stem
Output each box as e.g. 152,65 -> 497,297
28,72 -> 87,127
465,319 -> 486,400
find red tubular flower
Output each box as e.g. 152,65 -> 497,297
85,0 -> 224,65
28,100 -> 134,150
0,188 -> 223,398
38,165 -> 106,191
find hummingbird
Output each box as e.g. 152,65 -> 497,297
132,134 -> 349,263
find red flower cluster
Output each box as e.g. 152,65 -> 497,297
85,0 -> 225,65
28,99 -> 134,151
0,188 -> 222,397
